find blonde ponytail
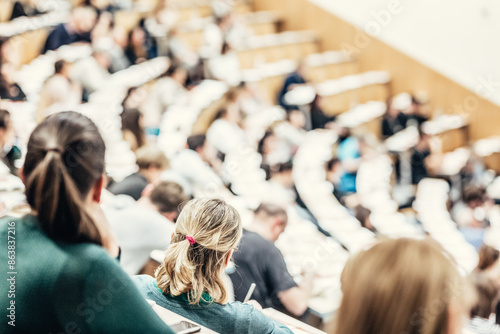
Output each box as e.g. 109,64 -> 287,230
156,198 -> 242,305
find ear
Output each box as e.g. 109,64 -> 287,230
272,217 -> 282,229
91,175 -> 105,203
141,183 -> 155,198
225,249 -> 234,267
163,211 -> 177,222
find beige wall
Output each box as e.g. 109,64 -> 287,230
254,0 -> 500,141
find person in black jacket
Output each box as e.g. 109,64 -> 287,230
382,97 -> 407,138
43,7 -> 97,53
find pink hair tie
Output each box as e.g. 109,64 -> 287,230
186,236 -> 196,245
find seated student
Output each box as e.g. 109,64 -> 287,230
310,94 -> 335,130
37,60 -> 82,123
466,273 -> 500,334
120,108 -> 146,151
230,203 -> 313,318
410,128 -> 440,185
0,112 -> 174,333
43,7 -> 97,53
207,105 -> 246,155
105,181 -> 189,275
142,63 -> 188,127
170,134 -> 224,196
125,25 -> 149,65
274,109 -> 306,157
407,94 -> 429,127
134,198 -> 293,334
381,97 -> 408,138
278,61 -> 308,110
70,49 -> 111,96
326,157 -> 346,203
330,238 -> 467,334
108,145 -> 169,200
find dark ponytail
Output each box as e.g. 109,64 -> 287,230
23,112 -> 106,245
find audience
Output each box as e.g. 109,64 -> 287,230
331,238 -> 467,334
134,198 -> 293,333
0,112 -> 174,333
105,181 -> 188,275
230,203 -> 314,318
108,145 -> 169,200
3,2 -> 500,333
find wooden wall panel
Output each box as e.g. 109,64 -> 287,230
254,0 -> 500,141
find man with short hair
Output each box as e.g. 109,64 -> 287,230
230,203 -> 314,318
109,145 -> 170,200
169,134 -> 223,196
105,181 -> 189,275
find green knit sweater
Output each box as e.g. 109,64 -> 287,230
0,215 -> 174,333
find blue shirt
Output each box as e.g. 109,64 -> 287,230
337,137 -> 360,193
133,275 -> 294,334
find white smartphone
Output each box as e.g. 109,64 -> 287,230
170,321 -> 202,334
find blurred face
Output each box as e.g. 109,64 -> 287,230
94,52 -> 110,70
289,110 -> 306,129
296,63 -> 308,79
131,28 -> 146,46
113,27 -> 128,48
262,134 -> 277,155
74,10 -> 97,33
172,69 -> 187,85
225,103 -> 241,124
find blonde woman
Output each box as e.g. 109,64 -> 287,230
133,198 -> 293,334
331,238 -> 468,334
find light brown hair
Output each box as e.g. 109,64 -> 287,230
476,245 -> 499,271
155,198 -> 242,305
135,145 -> 169,170
331,238 -> 464,334
150,181 -> 189,214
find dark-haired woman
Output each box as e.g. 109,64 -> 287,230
0,112 -> 174,333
